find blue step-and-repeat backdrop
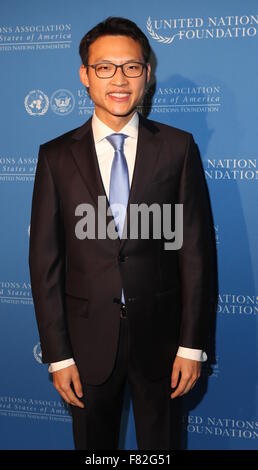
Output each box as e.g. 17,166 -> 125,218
0,0 -> 257,450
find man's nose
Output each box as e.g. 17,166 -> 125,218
110,66 -> 129,86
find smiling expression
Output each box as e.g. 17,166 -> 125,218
79,35 -> 151,130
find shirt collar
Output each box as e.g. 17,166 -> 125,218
91,110 -> 139,144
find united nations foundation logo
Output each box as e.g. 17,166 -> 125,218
50,89 -> 75,115
24,90 -> 49,116
33,342 -> 42,364
146,15 -> 258,45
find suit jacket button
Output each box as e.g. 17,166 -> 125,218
118,255 -> 125,262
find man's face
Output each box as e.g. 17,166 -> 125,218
80,35 -> 151,128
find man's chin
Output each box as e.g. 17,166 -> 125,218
94,103 -> 139,122
108,106 -> 137,117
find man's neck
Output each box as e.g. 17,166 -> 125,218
94,108 -> 137,132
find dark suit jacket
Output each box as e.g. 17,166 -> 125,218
29,113 -> 216,385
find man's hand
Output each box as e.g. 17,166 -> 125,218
53,364 -> 85,408
170,356 -> 201,399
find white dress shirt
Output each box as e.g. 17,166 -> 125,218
48,110 -> 207,373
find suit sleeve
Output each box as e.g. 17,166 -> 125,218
29,145 -> 73,364
178,134 -> 216,351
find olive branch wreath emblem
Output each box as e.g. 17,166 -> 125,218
146,16 -> 178,44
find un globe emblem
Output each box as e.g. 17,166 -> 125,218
24,90 -> 49,116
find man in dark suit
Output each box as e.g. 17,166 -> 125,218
29,17 -> 215,450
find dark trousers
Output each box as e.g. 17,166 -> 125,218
70,316 -> 181,450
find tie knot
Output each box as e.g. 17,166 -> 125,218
106,133 -> 128,151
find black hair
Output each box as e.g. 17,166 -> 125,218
79,16 -> 151,65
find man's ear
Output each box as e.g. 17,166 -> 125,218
79,64 -> 89,88
146,62 -> 151,85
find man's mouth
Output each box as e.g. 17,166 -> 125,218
107,92 -> 131,102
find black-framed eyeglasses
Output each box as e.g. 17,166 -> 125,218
85,61 -> 147,78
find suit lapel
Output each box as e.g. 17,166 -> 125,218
70,117 -> 120,249
70,113 -> 162,249
70,117 -> 107,207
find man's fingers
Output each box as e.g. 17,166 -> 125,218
171,366 -> 180,389
72,376 -> 84,398
53,365 -> 85,408
56,385 -> 84,408
66,386 -> 85,408
171,375 -> 199,399
190,378 -> 198,390
55,388 -> 73,406
170,357 -> 202,399
182,379 -> 196,395
171,377 -> 189,399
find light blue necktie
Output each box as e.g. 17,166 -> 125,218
106,133 -> 129,304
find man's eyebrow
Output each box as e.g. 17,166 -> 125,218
91,58 -> 143,64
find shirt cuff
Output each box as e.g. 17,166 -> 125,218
176,347 -> 207,362
48,358 -> 75,373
